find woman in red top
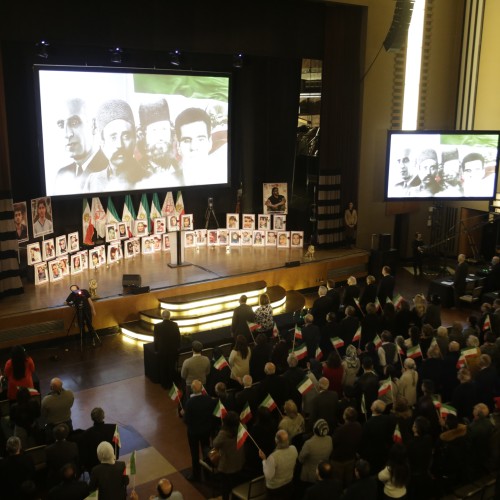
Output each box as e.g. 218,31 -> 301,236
322,350 -> 344,395
3,345 -> 35,401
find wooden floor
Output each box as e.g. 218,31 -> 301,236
0,266 -> 475,500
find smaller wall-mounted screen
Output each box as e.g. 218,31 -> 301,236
384,130 -> 500,201
35,66 -> 230,197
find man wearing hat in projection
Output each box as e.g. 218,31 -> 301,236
138,98 -> 184,187
85,99 -> 150,192
415,148 -> 441,196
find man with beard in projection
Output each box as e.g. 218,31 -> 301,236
85,99 -> 150,193
174,107 -> 226,186
138,98 -> 184,187
53,98 -> 107,193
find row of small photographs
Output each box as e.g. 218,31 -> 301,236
188,229 -> 303,247
226,214 -> 286,231
27,232 -> 80,266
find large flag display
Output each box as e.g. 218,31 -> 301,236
175,191 -> 185,217
82,198 -> 94,245
91,197 -> 106,238
122,195 -> 136,237
162,191 -> 175,217
106,197 -> 121,224
137,194 -> 151,233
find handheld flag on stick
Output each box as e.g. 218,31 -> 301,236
112,425 -> 121,455
353,297 -> 365,316
406,344 -> 422,359
456,347 -> 479,369
260,394 -> 277,412
440,404 -> 457,418
393,424 -> 403,443
315,346 -> 323,361
373,335 -> 382,349
374,297 -> 382,312
378,378 -> 392,397
393,293 -> 404,308
272,322 -> 280,338
330,337 -> 345,350
240,402 -> 252,424
236,423 -> 250,449
289,343 -> 308,360
168,383 -> 183,406
214,356 -> 229,371
352,326 -> 362,344
294,325 -> 302,340
213,400 -> 228,419
297,377 -> 314,395
483,314 -> 492,332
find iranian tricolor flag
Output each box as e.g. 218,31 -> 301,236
82,198 -> 94,245
331,337 -> 345,349
168,383 -> 182,403
162,191 -> 175,217
378,378 -> 392,397
260,394 -> 277,412
106,197 -> 121,224
373,335 -> 382,348
393,423 -> 403,443
432,397 -> 442,410
247,321 -> 261,332
354,297 -> 363,313
407,345 -> 422,359
112,425 -> 121,448
456,348 -> 478,368
397,344 -> 405,356
440,404 -> 457,418
386,296 -> 393,304
290,343 -> 308,360
294,325 -> 302,340
393,293 -> 404,308
137,194 -> 151,233
272,323 -> 280,338
91,197 -> 106,238
315,346 -> 323,361
150,193 -> 162,220
297,377 -> 314,395
240,402 -> 252,424
483,314 -> 492,332
236,423 -> 249,449
175,191 -> 185,218
352,326 -> 362,343
122,195 -> 137,237
214,355 -> 229,371
213,400 -> 228,419
201,385 -> 208,396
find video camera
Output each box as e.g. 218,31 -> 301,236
66,285 -> 87,309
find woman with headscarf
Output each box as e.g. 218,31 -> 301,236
342,345 -> 360,389
3,345 -> 36,401
298,419 -> 333,484
396,358 -> 418,407
89,441 -> 129,500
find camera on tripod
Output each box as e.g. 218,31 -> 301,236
208,197 -> 214,209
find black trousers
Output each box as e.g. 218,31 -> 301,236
187,431 -> 210,479
77,306 -> 95,336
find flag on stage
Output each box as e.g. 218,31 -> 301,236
137,194 -> 151,233
393,424 -> 403,443
297,377 -> 314,395
122,195 -> 136,237
168,383 -> 182,403
483,314 -> 492,332
175,191 -> 185,217
82,198 -> 94,245
294,325 -> 302,339
290,343 -> 308,360
91,197 -> 106,238
456,347 -> 478,368
236,423 -> 249,449
407,344 -> 422,359
440,404 -> 457,417
106,197 -> 121,224
260,394 -> 277,412
112,425 -> 121,448
247,321 -> 261,332
352,326 -> 362,343
129,450 -> 136,475
150,193 -> 162,220
240,402 -> 252,424
378,378 -> 392,397
331,337 -> 345,349
315,346 -> 323,361
214,355 -> 229,371
373,334 -> 382,348
162,191 -> 175,217
213,400 -> 228,419
272,323 -> 280,337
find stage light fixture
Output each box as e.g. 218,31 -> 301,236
233,53 -> 244,69
109,47 -> 123,64
36,40 -> 50,59
170,49 -> 181,67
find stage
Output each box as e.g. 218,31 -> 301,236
0,245 -> 370,349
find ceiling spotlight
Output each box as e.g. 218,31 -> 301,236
109,47 -> 123,64
36,40 -> 50,59
170,50 -> 181,67
233,53 -> 244,69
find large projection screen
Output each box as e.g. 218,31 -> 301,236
35,67 -> 230,197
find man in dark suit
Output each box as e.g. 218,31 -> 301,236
326,279 -> 341,318
259,362 -> 289,409
231,294 -> 256,341
154,309 -> 181,388
309,377 -> 339,432
311,285 -> 333,327
338,306 -> 360,355
302,313 -> 321,360
45,423 -> 79,488
377,265 -> 395,305
339,459 -> 378,500
353,357 -> 379,418
235,374 -> 260,415
486,256 -> 500,293
453,253 -> 468,307
303,461 -> 342,500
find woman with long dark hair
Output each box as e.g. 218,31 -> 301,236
378,443 -> 410,499
322,350 -> 344,394
3,345 -> 35,401
229,334 -> 251,386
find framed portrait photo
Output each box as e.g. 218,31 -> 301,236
273,214 -> 286,231
266,230 -> 277,246
68,232 -> 79,253
167,215 -> 179,232
71,253 -> 83,275
58,255 -> 70,276
263,183 -> 288,215
142,236 -> 155,254
79,250 -> 88,270
42,238 -> 55,261
89,249 -> 101,269
277,231 -> 290,248
181,214 -> 193,231
257,214 -> 271,231
106,223 -> 118,243
13,201 -> 29,243
124,239 -> 135,259
184,231 -> 196,248
117,222 -> 128,239
162,233 -> 171,252
31,196 -> 54,238
107,242 -> 122,262
229,230 -> 241,246
226,213 -> 239,229
241,230 -> 253,246
241,214 -> 255,230
27,242 -> 42,265
34,262 -> 48,285
55,235 -> 68,256
290,231 -> 304,248
95,244 -> 106,265
217,229 -> 228,246
196,229 -> 207,246
152,235 -> 162,252
153,217 -> 166,235
253,230 -> 265,246
208,230 -> 218,247
48,259 -> 63,282
135,219 -> 149,237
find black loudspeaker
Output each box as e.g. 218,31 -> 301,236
379,234 -> 391,252
369,249 -> 400,275
285,261 -> 301,268
125,285 -> 150,295
122,274 -> 142,287
383,0 -> 415,52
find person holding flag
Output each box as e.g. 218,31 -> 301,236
231,295 -> 256,342
229,335 -> 251,387
302,313 -> 321,361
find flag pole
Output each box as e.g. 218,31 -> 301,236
246,429 -> 262,451
397,347 -> 404,370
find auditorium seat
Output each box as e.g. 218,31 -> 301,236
231,474 -> 266,500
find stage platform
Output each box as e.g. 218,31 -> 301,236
0,245 -> 369,349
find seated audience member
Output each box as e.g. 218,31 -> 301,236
322,350 -> 344,394
250,333 -> 273,382
311,285 -> 333,327
234,374 -> 260,414
46,423 -> 79,488
79,407 -> 118,472
89,441 -> 129,500
180,341 -> 211,388
258,429 -> 298,498
396,358 -> 418,407
0,436 -> 35,498
278,399 -> 305,441
309,377 -> 339,432
378,443 -> 410,500
303,460 -> 342,500
228,334 -> 251,387
9,386 -> 41,449
299,419 -> 333,484
48,462 -> 89,500
3,344 -> 36,401
41,377 -> 75,434
339,459 -> 378,500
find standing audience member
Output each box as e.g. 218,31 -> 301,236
302,314 -> 321,361
3,345 -> 36,401
311,285 -> 333,327
254,293 -> 274,335
342,345 -> 360,390
360,275 -> 378,312
339,459 -> 378,500
9,386 -> 40,449
378,443 -> 410,499
180,341 -> 211,388
278,400 -> 305,441
47,462 -> 89,500
260,362 -> 289,409
249,334 -> 272,382
322,350 -> 344,394
396,358 -> 418,407
378,266 -> 395,305
343,276 -> 360,310
338,306 -> 360,353
231,295 -> 255,341
309,377 -> 339,432
326,279 -> 341,317
303,460 -> 342,500
0,436 -> 35,498
45,423 -> 79,488
153,309 -> 181,389
41,377 -> 75,434
453,254 -> 468,308
228,335 -> 251,387
299,419 -> 333,484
